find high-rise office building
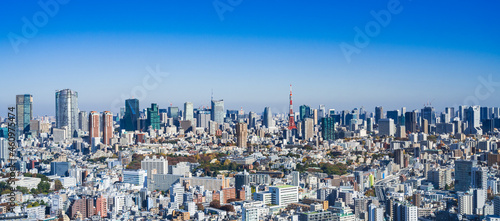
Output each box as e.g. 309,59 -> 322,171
211,100 -> 225,124
322,117 -> 336,141
236,122 -> 248,148
248,111 -> 257,129
183,102 -> 194,121
89,111 -> 100,146
445,107 -> 455,121
375,106 -> 384,124
459,105 -> 467,121
263,107 -> 274,128
379,118 -> 395,137
56,89 -> 79,137
299,105 -> 311,120
318,104 -> 326,118
366,117 -> 374,132
16,94 -> 33,137
421,106 -> 436,125
146,103 -> 160,130
122,99 -> 140,131
302,118 -> 314,140
387,110 -> 399,125
168,106 -> 179,122
79,111 -> 89,132
405,111 -> 417,133
102,111 -> 113,145
197,110 -> 211,128
466,106 -> 482,135
455,160 -> 477,191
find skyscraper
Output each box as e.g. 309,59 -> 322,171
288,85 -> 297,130
16,94 -> 33,137
302,118 -> 314,140
56,89 -> 79,137
379,118 -> 395,137
168,106 -> 179,121
405,111 -> 417,133
102,111 -> 113,145
89,111 -> 100,146
79,111 -> 89,132
387,110 -> 399,125
299,105 -> 311,120
146,103 -> 160,130
421,106 -> 436,125
319,104 -> 326,118
211,100 -> 225,124
375,106 -> 384,124
322,117 -> 336,141
183,102 -> 194,121
122,99 -> 139,131
236,122 -> 248,148
466,106 -> 482,135
263,107 -> 274,128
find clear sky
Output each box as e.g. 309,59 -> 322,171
1,0 -> 500,117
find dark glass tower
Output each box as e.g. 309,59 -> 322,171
122,98 -> 140,131
146,103 -> 160,130
322,117 -> 336,141
16,94 -> 33,137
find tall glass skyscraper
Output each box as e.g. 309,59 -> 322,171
421,106 -> 436,125
55,89 -> 79,137
211,100 -> 225,124
122,98 -> 140,131
16,94 -> 33,137
322,117 -> 336,141
263,107 -> 273,128
184,102 -> 194,121
299,105 -> 311,121
146,103 -> 160,130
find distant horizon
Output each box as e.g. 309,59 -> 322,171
2,88 -> 498,118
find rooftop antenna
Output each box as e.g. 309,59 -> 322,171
211,89 -> 214,101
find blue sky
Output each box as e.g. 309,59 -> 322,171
1,0 -> 500,117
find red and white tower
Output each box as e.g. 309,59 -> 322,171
288,84 -> 297,130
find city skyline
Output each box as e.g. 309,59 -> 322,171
2,88 -> 500,118
1,1 -> 500,116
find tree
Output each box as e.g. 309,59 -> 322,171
16,186 -> 29,194
209,200 -> 221,209
196,203 -> 204,211
220,205 -> 235,212
54,180 -> 64,191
